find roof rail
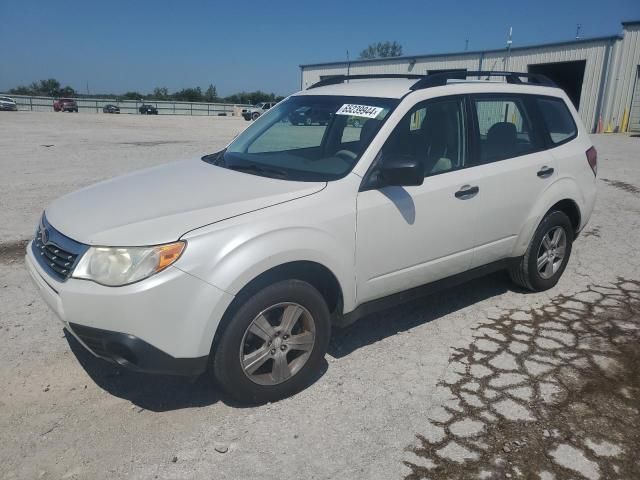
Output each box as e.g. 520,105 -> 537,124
307,74 -> 425,89
306,71 -> 557,91
410,71 -> 557,90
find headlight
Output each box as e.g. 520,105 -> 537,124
72,241 -> 185,286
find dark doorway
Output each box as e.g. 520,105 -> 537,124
528,60 -> 586,109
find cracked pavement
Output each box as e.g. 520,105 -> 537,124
0,113 -> 639,480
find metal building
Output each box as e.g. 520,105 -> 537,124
300,20 -> 640,133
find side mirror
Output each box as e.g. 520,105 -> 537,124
380,156 -> 424,187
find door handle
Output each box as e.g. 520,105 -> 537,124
455,185 -> 479,200
537,166 -> 554,178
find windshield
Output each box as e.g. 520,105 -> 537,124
207,95 -> 398,181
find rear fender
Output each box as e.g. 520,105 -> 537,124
511,177 -> 584,257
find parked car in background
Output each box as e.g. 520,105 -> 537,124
288,105 -> 333,125
242,102 -> 276,121
139,104 -> 158,115
0,96 -> 18,111
53,98 -> 78,112
103,104 -> 120,114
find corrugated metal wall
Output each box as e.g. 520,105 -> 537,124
301,22 -> 640,133
629,67 -> 640,131
601,24 -> 640,131
482,40 -> 609,131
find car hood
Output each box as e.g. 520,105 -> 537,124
45,158 -> 326,246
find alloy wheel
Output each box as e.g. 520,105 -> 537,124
536,226 -> 567,279
240,303 -> 316,386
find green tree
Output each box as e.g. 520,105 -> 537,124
122,91 -> 143,100
359,41 -> 403,59
59,86 -> 77,97
223,90 -> 279,105
35,78 -> 62,96
173,87 -> 203,102
10,78 -> 64,96
152,87 -> 169,100
9,86 -> 32,95
204,84 -> 218,103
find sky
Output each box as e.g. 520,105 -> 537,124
0,0 -> 638,97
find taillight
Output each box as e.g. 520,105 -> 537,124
586,146 -> 597,176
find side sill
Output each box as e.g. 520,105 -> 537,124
336,258 -> 515,327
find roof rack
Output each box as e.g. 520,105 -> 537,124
307,74 -> 425,89
307,71 -> 557,91
409,71 -> 557,90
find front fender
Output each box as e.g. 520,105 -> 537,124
177,225 -> 356,312
511,177 -> 585,257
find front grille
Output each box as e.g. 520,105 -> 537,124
32,216 -> 88,282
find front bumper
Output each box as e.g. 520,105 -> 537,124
25,242 -> 234,376
0,104 -> 17,111
68,323 -> 208,375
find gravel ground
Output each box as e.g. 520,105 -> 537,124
0,112 -> 639,480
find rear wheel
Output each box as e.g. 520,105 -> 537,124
213,280 -> 330,403
251,111 -> 260,121
509,210 -> 573,291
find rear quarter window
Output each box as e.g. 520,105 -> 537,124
536,97 -> 577,145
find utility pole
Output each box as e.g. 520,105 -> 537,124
346,50 -> 350,77
575,23 -> 582,40
505,27 -> 513,71
465,38 -> 469,51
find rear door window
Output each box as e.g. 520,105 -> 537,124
536,97 -> 577,145
473,96 -> 541,163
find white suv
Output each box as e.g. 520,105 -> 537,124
26,72 -> 597,402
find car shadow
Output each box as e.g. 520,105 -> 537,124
65,331 -> 225,411
65,330 -> 328,411
379,186 -> 416,224
328,271 -> 514,358
66,271 -> 514,411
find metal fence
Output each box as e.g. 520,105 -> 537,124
2,94 -> 252,116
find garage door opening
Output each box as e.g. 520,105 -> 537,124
528,60 -> 586,108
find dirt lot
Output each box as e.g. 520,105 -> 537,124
1,112 -> 639,480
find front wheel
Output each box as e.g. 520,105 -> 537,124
251,112 -> 260,121
509,210 -> 574,291
213,280 -> 331,403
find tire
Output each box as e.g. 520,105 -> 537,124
305,117 -> 312,126
213,279 -> 331,403
509,210 -> 574,291
251,112 -> 260,121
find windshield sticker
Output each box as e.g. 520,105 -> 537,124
336,104 -> 384,119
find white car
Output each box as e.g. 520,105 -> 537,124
242,101 -> 276,121
0,96 -> 18,111
26,72 -> 597,402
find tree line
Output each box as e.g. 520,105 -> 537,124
8,78 -> 285,105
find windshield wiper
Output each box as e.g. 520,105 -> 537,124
228,163 -> 288,179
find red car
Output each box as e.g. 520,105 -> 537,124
53,98 -> 78,112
